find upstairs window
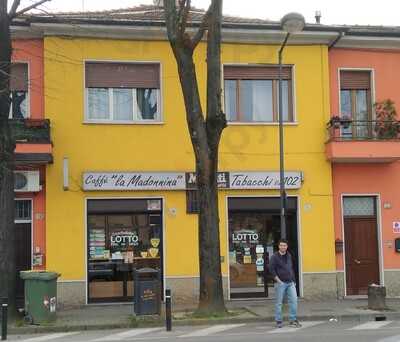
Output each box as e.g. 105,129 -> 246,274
224,65 -> 293,123
9,63 -> 29,119
340,70 -> 372,138
85,62 -> 161,123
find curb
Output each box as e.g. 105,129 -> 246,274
8,311 -> 400,335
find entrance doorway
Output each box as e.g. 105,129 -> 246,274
343,196 -> 380,295
15,199 -> 32,306
228,197 -> 299,299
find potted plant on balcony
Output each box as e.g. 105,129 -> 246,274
329,115 -> 352,129
374,99 -> 400,139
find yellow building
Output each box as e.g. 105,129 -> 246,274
38,6 -> 336,305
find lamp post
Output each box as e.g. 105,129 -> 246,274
278,12 -> 305,239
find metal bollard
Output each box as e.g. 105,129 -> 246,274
1,298 -> 8,341
165,288 -> 172,332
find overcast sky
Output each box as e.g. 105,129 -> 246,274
17,0 -> 400,26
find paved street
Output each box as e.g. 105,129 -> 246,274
8,320 -> 400,342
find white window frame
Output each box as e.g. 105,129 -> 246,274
83,60 -> 163,125
222,63 -> 298,126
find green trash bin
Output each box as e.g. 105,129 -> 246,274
20,271 -> 60,324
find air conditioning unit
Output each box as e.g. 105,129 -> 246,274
14,171 -> 40,192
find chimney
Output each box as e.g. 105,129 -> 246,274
315,10 -> 321,24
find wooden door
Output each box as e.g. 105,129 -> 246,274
15,223 -> 31,301
344,217 -> 379,295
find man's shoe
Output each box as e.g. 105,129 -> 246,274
289,320 -> 302,328
276,321 -> 283,328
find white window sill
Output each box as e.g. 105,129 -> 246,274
227,121 -> 299,126
83,120 -> 165,125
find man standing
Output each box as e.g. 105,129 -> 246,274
269,239 -> 301,328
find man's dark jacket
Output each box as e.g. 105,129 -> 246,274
269,251 -> 296,283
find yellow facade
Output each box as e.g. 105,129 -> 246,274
44,37 -> 334,299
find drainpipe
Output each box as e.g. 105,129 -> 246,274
328,31 -> 345,50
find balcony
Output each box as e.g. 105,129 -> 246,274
325,119 -> 400,163
9,119 -> 53,164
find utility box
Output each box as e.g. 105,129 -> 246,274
133,268 -> 161,315
368,284 -> 386,310
20,271 -> 60,324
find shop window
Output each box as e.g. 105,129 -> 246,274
224,65 -> 293,123
186,190 -> 199,214
85,62 -> 161,123
9,63 -> 28,119
87,212 -> 162,302
340,70 -> 372,139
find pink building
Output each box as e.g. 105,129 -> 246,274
328,47 -> 400,297
11,39 -> 52,303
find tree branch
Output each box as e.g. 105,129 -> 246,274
177,0 -> 191,35
9,0 -> 51,19
192,6 -> 212,48
8,0 -> 21,19
164,0 -> 179,45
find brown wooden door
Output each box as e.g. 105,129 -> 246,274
15,223 -> 31,302
344,217 -> 379,295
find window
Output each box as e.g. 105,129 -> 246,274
340,70 -> 372,138
85,62 -> 161,123
9,63 -> 28,119
224,65 -> 293,123
186,190 -> 199,214
15,200 -> 31,221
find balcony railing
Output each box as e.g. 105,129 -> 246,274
9,119 -> 51,143
327,119 -> 400,141
326,118 -> 400,163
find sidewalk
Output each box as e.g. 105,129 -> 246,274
8,298 -> 400,334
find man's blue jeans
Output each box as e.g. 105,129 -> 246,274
275,281 -> 298,322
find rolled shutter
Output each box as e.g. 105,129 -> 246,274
85,62 -> 160,88
340,71 -> 371,90
10,63 -> 28,91
224,65 -> 291,80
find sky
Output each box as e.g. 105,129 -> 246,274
15,0 -> 400,27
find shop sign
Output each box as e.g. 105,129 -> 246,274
83,172 -> 186,191
110,230 -> 139,248
186,171 -> 302,190
185,172 -> 230,189
393,221 -> 400,234
229,172 -> 302,189
83,171 -> 302,191
232,231 -> 259,244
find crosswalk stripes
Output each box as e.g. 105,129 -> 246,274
178,324 -> 246,338
349,321 -> 393,330
269,321 -> 324,334
20,332 -> 80,342
92,327 -> 163,341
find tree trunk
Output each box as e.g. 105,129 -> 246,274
164,0 -> 226,314
0,0 -> 17,315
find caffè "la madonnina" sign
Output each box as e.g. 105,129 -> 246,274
83,171 -> 302,191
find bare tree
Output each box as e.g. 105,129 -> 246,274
164,0 -> 227,314
0,0 -> 50,316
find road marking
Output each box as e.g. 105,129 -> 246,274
21,332 -> 79,342
377,334 -> 400,342
178,324 -> 246,337
93,328 -> 163,341
349,321 -> 393,330
269,321 -> 324,334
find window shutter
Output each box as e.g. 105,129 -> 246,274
10,63 -> 28,91
340,71 -> 371,90
85,62 -> 160,88
224,65 -> 291,80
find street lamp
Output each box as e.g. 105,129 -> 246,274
278,12 -> 305,239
